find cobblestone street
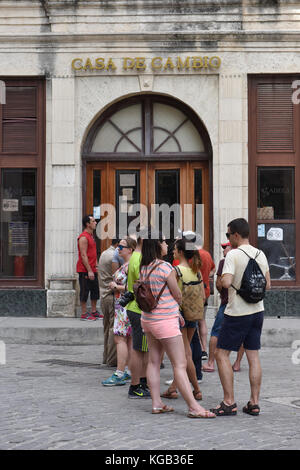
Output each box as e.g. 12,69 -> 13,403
0,343 -> 299,451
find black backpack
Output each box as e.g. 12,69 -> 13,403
232,248 -> 266,304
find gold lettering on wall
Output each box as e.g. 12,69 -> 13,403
71,56 -> 222,72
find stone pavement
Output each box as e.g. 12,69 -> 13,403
0,341 -> 300,450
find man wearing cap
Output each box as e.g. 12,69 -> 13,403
202,242 -> 231,372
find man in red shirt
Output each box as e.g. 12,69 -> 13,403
76,215 -> 100,321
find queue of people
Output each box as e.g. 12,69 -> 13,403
76,216 -> 270,419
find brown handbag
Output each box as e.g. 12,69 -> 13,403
133,261 -> 167,312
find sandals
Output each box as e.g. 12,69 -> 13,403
243,401 -> 260,416
193,390 -> 203,401
188,410 -> 216,419
210,401 -> 237,416
152,405 -> 174,414
161,388 -> 178,399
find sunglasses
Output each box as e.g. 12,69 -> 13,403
226,232 -> 234,239
118,245 -> 129,251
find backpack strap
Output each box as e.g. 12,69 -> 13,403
141,260 -> 164,281
174,265 -> 182,279
141,260 -> 167,303
238,247 -> 261,261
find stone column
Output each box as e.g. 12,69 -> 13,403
46,77 -> 78,317
216,74 -> 248,256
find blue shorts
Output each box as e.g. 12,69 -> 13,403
179,309 -> 197,330
211,303 -> 226,337
217,311 -> 264,352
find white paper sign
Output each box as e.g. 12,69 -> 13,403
120,174 -> 135,187
267,227 -> 283,241
258,224 -> 265,237
93,206 -> 100,219
2,199 -> 18,212
122,188 -> 133,200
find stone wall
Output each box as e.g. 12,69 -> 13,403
1,0 -> 300,315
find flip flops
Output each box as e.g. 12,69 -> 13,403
188,410 -> 216,419
243,401 -> 260,416
202,365 -> 215,373
152,405 -> 174,414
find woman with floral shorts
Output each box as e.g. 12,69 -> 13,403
102,237 -> 136,387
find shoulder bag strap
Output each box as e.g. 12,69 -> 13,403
141,260 -> 164,281
174,265 -> 182,279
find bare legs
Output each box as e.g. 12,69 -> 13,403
198,318 -> 208,354
130,348 -> 148,386
232,345 -> 245,372
166,328 -> 201,396
214,347 -> 262,412
202,335 -> 218,371
146,332 -> 214,417
245,349 -> 262,405
114,335 -> 132,373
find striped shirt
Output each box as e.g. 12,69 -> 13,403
140,259 -> 179,321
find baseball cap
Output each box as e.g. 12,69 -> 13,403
221,242 -> 231,249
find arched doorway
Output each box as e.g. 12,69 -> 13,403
82,94 -> 212,256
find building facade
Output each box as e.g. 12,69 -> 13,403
0,0 -> 300,317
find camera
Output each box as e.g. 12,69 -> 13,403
118,291 -> 134,307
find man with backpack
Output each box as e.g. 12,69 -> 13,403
210,218 -> 270,417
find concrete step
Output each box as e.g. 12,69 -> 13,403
1,316 -> 300,347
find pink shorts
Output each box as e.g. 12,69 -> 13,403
141,314 -> 182,340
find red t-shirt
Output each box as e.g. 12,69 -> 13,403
173,248 -> 215,299
76,231 -> 97,273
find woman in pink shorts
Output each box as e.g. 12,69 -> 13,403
140,231 -> 215,419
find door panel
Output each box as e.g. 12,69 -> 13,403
86,160 -> 209,255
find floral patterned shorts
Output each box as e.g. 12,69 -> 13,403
113,301 -> 132,337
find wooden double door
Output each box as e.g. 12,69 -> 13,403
86,161 -> 210,256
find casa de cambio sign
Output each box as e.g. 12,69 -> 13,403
71,55 -> 221,72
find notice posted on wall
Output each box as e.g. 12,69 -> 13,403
2,199 -> 18,212
8,221 -> 29,256
257,224 -> 265,237
267,227 -> 283,241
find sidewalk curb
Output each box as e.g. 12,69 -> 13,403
0,316 -> 300,346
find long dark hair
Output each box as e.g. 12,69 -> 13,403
140,229 -> 164,268
175,237 -> 202,273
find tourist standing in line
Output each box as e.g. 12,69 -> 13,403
140,232 -> 215,418
126,234 -> 151,399
76,215 -> 101,321
211,218 -> 270,417
98,238 -> 120,366
102,237 -> 137,386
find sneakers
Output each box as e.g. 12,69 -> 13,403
128,384 -> 151,399
102,373 -> 126,386
91,310 -> 103,319
122,371 -> 131,381
201,351 -> 208,360
80,312 -> 97,321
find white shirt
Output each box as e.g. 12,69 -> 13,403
222,244 -> 269,317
